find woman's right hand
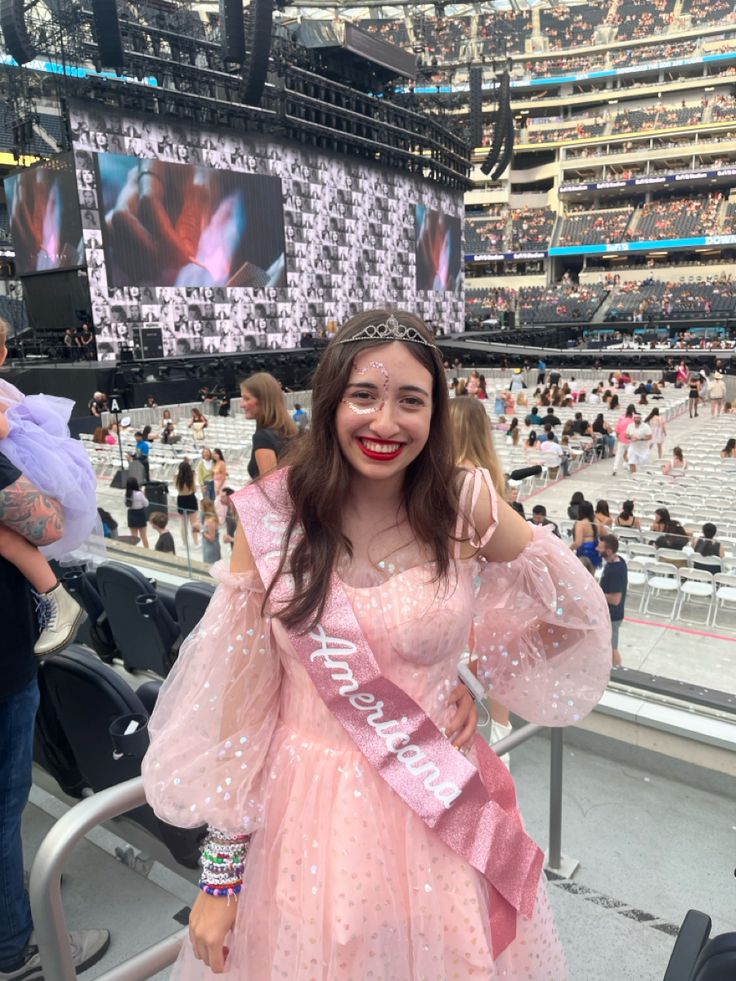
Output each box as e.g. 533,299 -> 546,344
188,891 -> 238,973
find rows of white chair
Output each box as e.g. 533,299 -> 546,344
552,412 -> 736,630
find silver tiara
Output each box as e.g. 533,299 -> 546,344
337,315 -> 438,349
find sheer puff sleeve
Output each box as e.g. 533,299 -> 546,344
142,561 -> 282,836
468,473 -> 612,727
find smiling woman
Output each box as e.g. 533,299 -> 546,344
143,308 -> 611,980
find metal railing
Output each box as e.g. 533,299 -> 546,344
30,724 -> 566,980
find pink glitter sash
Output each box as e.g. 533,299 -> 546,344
236,473 -> 543,959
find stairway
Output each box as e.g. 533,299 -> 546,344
591,288 -> 619,323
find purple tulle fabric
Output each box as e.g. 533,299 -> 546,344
0,379 -> 98,559
142,470 -> 611,979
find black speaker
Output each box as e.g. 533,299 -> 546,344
469,65 -> 483,149
219,0 -> 245,63
0,0 -> 36,65
91,0 -> 124,69
243,0 -> 274,105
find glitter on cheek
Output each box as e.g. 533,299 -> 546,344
342,359 -> 391,415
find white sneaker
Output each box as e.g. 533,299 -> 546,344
33,583 -> 87,657
0,929 -> 109,979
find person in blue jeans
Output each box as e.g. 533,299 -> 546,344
0,450 -> 109,980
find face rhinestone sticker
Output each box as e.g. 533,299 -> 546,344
342,360 -> 390,414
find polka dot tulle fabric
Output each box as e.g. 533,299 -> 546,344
143,471 -> 610,979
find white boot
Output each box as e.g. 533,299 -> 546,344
34,582 -> 87,657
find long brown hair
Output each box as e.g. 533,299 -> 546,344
448,397 -> 504,493
264,310 -> 458,630
240,372 -> 297,438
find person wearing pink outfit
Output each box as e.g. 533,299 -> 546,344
142,310 -> 611,980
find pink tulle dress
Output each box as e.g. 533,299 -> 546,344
0,378 -> 98,559
143,468 -> 611,980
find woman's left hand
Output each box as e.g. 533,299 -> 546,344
446,683 -> 479,753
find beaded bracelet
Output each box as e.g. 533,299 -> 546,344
198,828 -> 250,899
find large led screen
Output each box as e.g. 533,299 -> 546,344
70,105 -> 465,360
415,205 -> 462,292
95,154 -> 287,288
4,157 -> 84,275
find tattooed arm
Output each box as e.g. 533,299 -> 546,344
0,474 -> 64,546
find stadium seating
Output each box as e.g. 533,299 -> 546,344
517,285 -> 607,324
509,209 -> 556,251
559,208 -> 634,246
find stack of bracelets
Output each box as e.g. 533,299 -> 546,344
198,828 -> 250,899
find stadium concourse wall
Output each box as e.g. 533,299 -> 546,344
68,104 -> 465,364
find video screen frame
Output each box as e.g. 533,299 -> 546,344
415,204 -> 463,292
94,152 -> 288,289
3,153 -> 85,277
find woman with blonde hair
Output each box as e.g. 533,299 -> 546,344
240,372 -> 298,478
448,397 -> 504,494
448,396 -> 512,764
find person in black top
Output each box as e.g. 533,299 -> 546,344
88,391 -> 108,417
240,372 -> 298,480
597,534 -> 627,668
544,407 -> 561,427
692,522 -> 724,572
0,452 -> 110,976
150,512 -> 176,554
528,504 -> 561,537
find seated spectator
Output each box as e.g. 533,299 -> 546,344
721,438 -> 736,459
93,426 -> 116,445
540,436 -> 568,476
595,500 -> 613,530
662,446 -> 687,476
651,507 -> 689,550
568,490 -> 585,521
528,504 -> 561,537
506,417 -> 520,446
525,407 -> 543,426
615,500 -> 641,530
97,506 -> 118,539
692,522 -> 725,571
524,430 -> 538,450
539,423 -> 557,443
592,413 -> 615,456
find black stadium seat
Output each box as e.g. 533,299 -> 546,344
663,910 -> 736,981
175,580 -> 216,640
96,562 -> 181,677
61,565 -> 118,662
35,645 -> 203,868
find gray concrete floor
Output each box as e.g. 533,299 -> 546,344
23,733 -> 735,981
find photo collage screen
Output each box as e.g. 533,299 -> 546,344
70,106 -> 464,361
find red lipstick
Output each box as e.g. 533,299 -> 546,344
357,438 -> 404,461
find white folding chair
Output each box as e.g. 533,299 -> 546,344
629,543 -> 657,566
674,568 -> 714,626
615,527 -> 642,544
712,574 -> 736,628
688,554 -> 723,574
626,559 -> 648,612
643,562 -> 680,618
656,547 -> 689,569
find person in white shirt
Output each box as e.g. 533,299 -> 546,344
625,413 -> 652,473
709,372 -> 726,416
